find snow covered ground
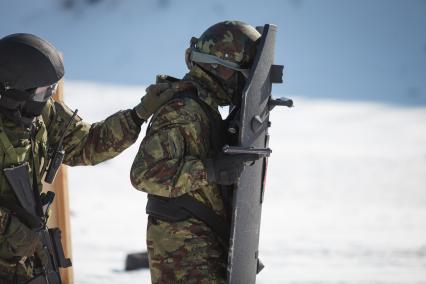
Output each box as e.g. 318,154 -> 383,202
63,81 -> 426,283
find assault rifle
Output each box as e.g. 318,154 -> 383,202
4,163 -> 71,284
2,110 -> 78,283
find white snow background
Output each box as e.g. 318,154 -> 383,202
62,82 -> 426,284
2,0 -> 426,283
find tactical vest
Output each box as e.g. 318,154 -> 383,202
0,116 -> 49,213
146,88 -> 237,242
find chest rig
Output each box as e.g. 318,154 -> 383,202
0,116 -> 49,206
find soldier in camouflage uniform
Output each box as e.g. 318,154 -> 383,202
130,21 -> 261,283
0,33 -> 173,283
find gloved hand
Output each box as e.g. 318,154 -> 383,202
0,214 -> 40,259
203,152 -> 260,185
133,83 -> 175,122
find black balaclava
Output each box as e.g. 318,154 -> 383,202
0,84 -> 52,128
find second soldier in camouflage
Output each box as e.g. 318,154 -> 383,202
131,21 -> 261,283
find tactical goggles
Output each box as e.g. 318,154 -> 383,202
32,82 -> 58,102
189,50 -> 251,79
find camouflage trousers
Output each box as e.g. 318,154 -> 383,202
0,258 -> 33,284
147,216 -> 227,284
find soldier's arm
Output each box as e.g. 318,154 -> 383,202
43,98 -> 141,166
130,100 -> 210,198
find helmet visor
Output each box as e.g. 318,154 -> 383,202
32,83 -> 58,102
190,50 -> 250,78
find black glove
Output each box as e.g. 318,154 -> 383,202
203,152 -> 260,185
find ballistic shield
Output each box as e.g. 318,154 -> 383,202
226,24 -> 292,283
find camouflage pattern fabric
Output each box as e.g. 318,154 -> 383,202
186,20 -> 260,98
43,98 -> 140,166
147,217 -> 227,284
193,20 -> 259,69
0,98 -> 141,283
131,66 -> 231,283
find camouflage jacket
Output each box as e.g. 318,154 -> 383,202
0,98 -> 140,277
131,66 -> 231,217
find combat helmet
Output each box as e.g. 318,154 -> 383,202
186,21 -> 261,82
0,33 -> 64,91
0,33 -> 64,126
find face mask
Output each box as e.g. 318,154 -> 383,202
22,83 -> 58,117
21,100 -> 47,118
0,82 -> 57,127
0,92 -> 33,128
31,83 -> 58,103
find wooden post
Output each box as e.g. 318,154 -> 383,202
44,79 -> 74,284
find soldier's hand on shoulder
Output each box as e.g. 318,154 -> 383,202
203,152 -> 260,185
134,81 -> 196,122
133,83 -> 174,121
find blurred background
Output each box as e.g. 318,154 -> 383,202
1,0 -> 426,283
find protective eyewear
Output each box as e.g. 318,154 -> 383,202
189,50 -> 251,79
32,83 -> 58,102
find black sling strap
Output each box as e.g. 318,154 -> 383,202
30,124 -> 44,218
147,194 -> 230,241
174,195 -> 230,241
175,90 -> 224,152
0,200 -> 42,229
